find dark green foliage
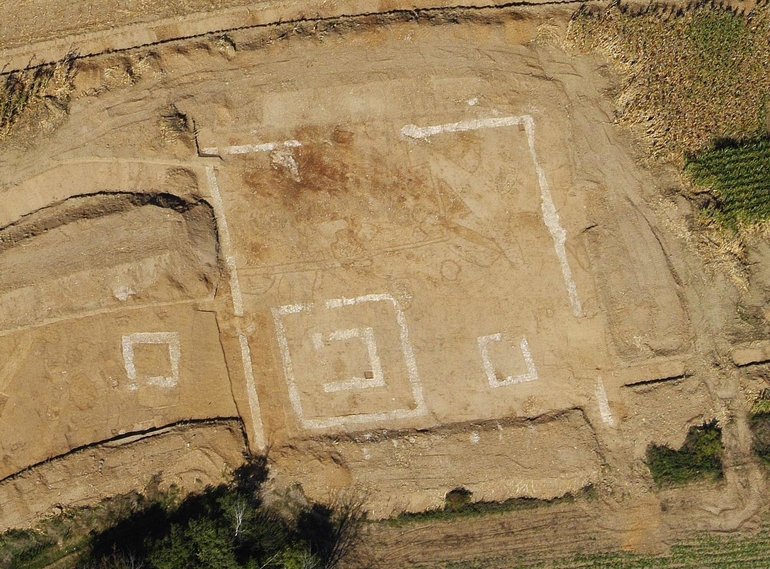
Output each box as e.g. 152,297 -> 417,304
149,518 -> 240,569
84,455 -> 349,569
390,487 -> 593,526
750,412 -> 770,466
0,529 -> 57,569
444,488 -> 473,512
0,454 -> 364,569
686,137 -> 770,226
646,420 -> 724,487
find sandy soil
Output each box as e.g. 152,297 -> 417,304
0,3 -> 768,565
0,0 -> 258,50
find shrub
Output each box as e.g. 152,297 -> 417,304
646,420 -> 724,487
444,488 -> 473,512
0,54 -> 76,137
749,412 -> 770,466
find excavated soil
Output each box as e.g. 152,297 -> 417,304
1,4 -> 770,566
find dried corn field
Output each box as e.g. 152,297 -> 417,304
568,4 -> 770,160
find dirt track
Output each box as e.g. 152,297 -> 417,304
1,2 -> 770,566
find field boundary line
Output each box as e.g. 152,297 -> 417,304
402,115 -> 583,317
204,165 -> 267,450
205,166 -> 244,318
200,139 -> 301,157
0,417 -> 245,487
0,297 -> 207,339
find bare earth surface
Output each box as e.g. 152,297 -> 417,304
0,0 -> 257,49
1,2 -> 770,566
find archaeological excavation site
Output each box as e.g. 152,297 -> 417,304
2,0 -> 770,566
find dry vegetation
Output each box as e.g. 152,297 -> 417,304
567,3 -> 770,161
568,3 -> 770,287
0,55 -> 75,140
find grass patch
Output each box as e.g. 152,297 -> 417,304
646,419 -> 724,487
685,137 -> 770,226
751,388 -> 770,415
0,501 -> 126,569
0,529 -> 58,569
568,4 -> 770,246
434,517 -> 770,568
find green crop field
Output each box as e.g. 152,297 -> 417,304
686,138 -> 770,226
